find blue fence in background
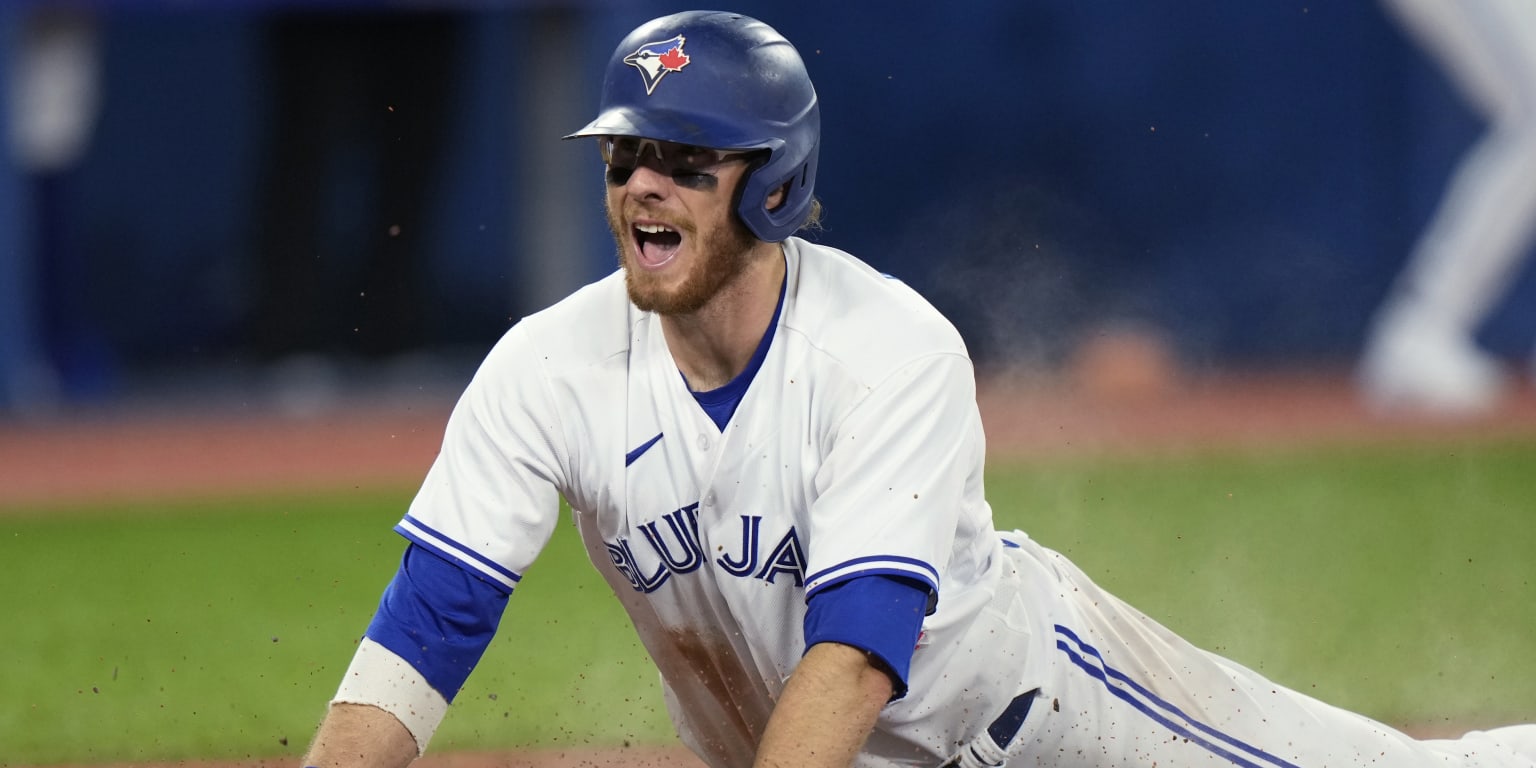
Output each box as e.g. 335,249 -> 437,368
1,2 -> 1532,411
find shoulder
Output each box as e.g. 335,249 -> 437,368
444,270 -> 631,479
479,270 -> 634,380
781,238 -> 969,382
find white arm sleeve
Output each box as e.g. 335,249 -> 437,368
332,638 -> 450,755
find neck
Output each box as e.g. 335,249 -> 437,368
661,241 -> 785,392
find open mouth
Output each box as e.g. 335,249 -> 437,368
634,222 -> 683,268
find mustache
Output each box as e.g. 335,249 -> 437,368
605,198 -> 695,234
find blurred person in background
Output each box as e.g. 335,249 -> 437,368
0,4 -> 104,411
1360,0 -> 1536,415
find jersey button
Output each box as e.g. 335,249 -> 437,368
703,492 -> 717,508
696,433 -> 711,451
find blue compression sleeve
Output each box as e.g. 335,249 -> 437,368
364,544 -> 508,702
802,574 -> 930,699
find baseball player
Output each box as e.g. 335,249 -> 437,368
1359,0 -> 1536,414
302,11 -> 1536,768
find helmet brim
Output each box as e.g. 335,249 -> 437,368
563,105 -> 782,154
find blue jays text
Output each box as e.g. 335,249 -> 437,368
605,503 -> 809,593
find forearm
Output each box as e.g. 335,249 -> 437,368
303,702 -> 418,768
754,642 -> 893,768
306,636 -> 451,768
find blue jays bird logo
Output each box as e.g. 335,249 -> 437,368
623,35 -> 690,95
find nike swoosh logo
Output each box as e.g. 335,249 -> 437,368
625,432 -> 664,467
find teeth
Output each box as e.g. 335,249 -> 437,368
635,223 -> 675,234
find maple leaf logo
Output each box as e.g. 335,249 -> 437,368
622,35 -> 691,95
658,45 -> 690,72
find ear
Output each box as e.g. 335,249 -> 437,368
765,183 -> 788,211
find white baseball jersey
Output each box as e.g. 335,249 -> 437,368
393,236 -> 1536,768
399,236 -> 1042,765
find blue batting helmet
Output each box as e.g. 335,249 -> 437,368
566,11 -> 820,243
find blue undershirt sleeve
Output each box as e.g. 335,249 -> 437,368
364,543 -> 508,702
802,574 -> 930,700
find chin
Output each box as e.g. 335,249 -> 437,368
624,268 -> 694,315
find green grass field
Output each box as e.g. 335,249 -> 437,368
3,436 -> 1534,765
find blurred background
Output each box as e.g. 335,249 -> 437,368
1,0 -> 1534,418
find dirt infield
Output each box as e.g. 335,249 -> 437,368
5,369 -> 1536,766
6,370 -> 1536,511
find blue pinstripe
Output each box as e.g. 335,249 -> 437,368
1054,625 -> 1302,768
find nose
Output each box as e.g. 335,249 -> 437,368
622,161 -> 672,200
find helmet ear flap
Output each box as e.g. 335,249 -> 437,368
739,150 -> 788,215
722,154 -> 779,238
739,141 -> 819,241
